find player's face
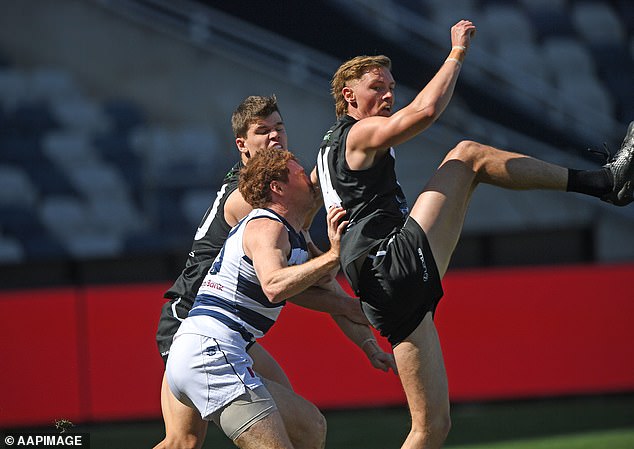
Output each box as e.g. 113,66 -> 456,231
348,67 -> 395,119
286,159 -> 317,205
238,111 -> 288,158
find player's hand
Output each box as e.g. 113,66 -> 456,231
326,205 -> 348,256
451,20 -> 476,49
369,350 -> 398,374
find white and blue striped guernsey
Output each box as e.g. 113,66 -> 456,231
187,208 -> 309,341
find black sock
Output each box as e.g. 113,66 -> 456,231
566,168 -> 613,197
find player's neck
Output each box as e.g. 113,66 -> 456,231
266,203 -> 304,232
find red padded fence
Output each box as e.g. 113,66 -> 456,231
1,263 -> 633,427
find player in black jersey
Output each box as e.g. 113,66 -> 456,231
155,96 -> 395,449
314,20 -> 634,449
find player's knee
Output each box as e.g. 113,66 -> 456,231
304,408 -> 327,449
315,411 -> 328,446
429,411 -> 451,446
411,407 -> 451,446
433,410 -> 452,442
293,405 -> 326,449
448,140 -> 485,167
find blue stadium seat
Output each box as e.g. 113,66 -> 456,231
0,235 -> 25,264
571,2 -> 626,47
0,69 -> 27,112
0,204 -> 67,261
102,98 -> 146,132
0,133 -> 42,165
3,101 -> 59,136
0,204 -> 46,237
92,131 -> 144,194
0,165 -> 38,207
22,161 -> 77,197
518,0 -> 574,40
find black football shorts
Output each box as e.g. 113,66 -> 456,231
156,295 -> 195,365
358,217 -> 444,346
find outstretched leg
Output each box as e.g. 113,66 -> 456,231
393,122 -> 634,448
410,140 -> 568,276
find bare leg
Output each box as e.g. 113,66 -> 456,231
395,141 -> 569,448
393,313 -> 450,449
263,378 -> 327,449
253,344 -> 327,448
235,410 -> 295,449
155,343 -> 289,449
410,140 -> 568,276
157,343 -> 323,449
154,373 -> 208,449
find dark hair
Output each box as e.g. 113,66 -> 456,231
231,95 -> 281,138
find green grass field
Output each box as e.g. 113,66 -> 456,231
9,394 -> 634,448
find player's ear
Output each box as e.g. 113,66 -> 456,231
270,180 -> 283,195
310,167 -> 319,185
343,86 -> 355,104
236,137 -> 249,157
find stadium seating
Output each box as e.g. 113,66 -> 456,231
1,0 -> 633,270
0,51 -> 224,264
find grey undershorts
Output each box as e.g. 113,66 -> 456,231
211,385 -> 277,441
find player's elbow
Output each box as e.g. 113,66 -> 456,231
420,103 -> 441,122
261,284 -> 286,304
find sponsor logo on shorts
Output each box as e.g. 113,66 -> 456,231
417,247 -> 429,282
204,345 -> 218,356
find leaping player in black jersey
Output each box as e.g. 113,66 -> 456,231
155,96 -> 396,449
313,20 -> 633,449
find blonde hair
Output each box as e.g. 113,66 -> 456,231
331,55 -> 392,117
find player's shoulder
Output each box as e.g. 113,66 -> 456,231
243,212 -> 288,250
223,161 -> 243,184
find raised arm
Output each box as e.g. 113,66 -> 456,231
346,20 -> 476,164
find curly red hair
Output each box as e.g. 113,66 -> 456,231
239,148 -> 296,208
